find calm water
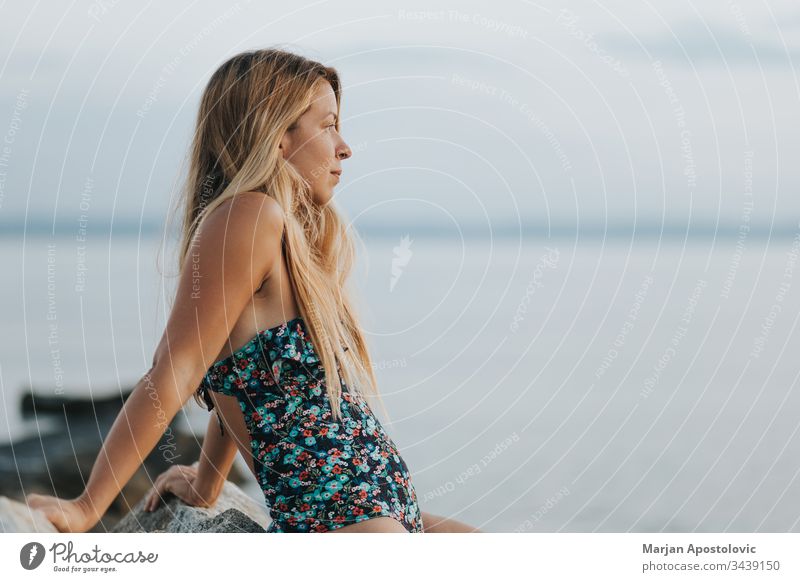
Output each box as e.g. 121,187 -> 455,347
2,229 -> 800,532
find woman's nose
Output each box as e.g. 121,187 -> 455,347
337,139 -> 352,160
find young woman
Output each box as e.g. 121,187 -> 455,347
27,48 -> 480,533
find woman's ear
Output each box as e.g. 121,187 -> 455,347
278,131 -> 292,160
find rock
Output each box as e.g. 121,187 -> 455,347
112,479 -> 271,533
0,496 -> 58,533
0,427 -> 206,527
0,479 -> 271,533
1,386 -> 249,531
20,387 -> 131,419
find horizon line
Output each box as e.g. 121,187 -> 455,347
0,218 -> 798,239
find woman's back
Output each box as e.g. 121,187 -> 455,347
196,193 -> 423,533
207,193 -> 301,365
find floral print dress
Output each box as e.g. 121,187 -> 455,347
198,316 -> 424,533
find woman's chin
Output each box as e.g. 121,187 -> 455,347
312,189 -> 334,206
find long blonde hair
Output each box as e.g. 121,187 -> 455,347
171,48 -> 381,421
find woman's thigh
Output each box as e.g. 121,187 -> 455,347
326,516 -> 408,533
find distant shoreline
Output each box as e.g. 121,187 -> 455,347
1,219 -> 799,239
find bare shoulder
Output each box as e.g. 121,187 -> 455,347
198,192 -> 284,252
154,193 -> 286,384
206,191 -> 284,233
225,190 -> 284,218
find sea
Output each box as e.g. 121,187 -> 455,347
2,222 -> 800,533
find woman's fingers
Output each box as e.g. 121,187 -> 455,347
145,466 -> 185,511
145,465 -> 178,511
26,495 -> 70,532
142,464 -> 201,512
152,467 -> 173,490
146,489 -> 164,512
147,480 -> 167,512
145,474 -> 169,512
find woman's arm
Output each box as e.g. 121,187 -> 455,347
193,411 -> 239,505
27,363 -> 189,531
27,193 -> 284,532
142,412 -> 239,512
74,362 -> 194,524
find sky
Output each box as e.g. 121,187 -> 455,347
0,0 -> 798,235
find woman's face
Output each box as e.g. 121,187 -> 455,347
279,80 -> 351,206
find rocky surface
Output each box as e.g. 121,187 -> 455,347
0,480 -> 271,533
112,479 -> 271,533
1,386 -> 250,532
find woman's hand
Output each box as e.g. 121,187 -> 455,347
143,462 -> 217,512
26,494 -> 97,533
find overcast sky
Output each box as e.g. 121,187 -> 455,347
0,0 -> 798,234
